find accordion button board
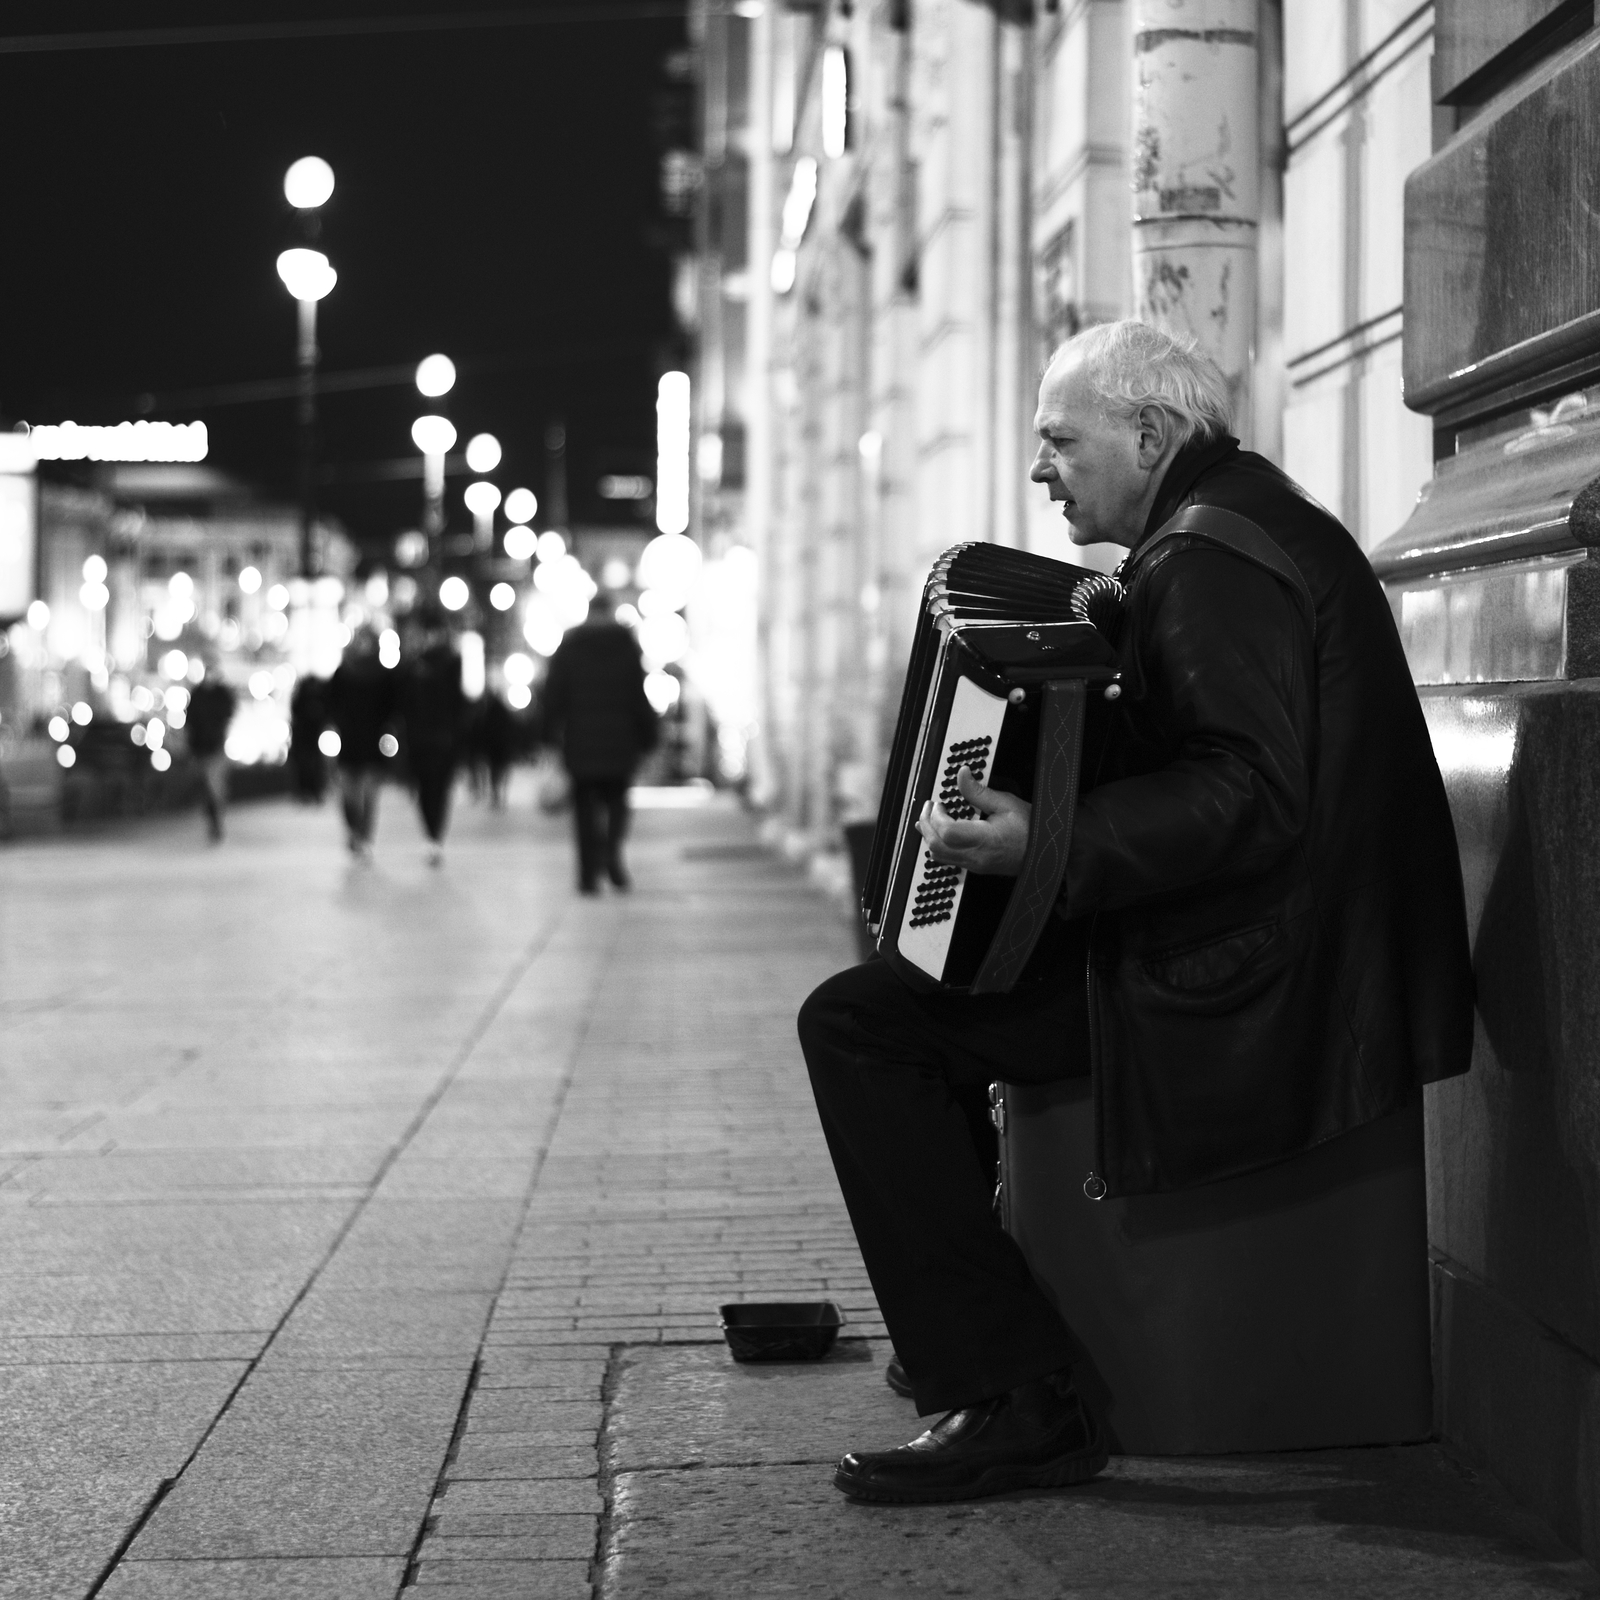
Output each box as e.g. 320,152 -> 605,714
895,674 -> 1009,980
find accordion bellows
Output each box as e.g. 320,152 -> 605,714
862,543 -> 1120,995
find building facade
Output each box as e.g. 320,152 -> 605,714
688,0 -> 1600,1563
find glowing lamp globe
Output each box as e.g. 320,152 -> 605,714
276,247 -> 337,302
463,481 -> 502,517
283,156 -> 335,210
503,525 -> 537,561
411,415 -> 458,456
504,487 -> 537,524
415,354 -> 456,398
438,575 -> 470,612
636,531 -> 702,602
464,433 -> 502,474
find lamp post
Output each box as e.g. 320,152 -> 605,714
414,355 -> 457,551
277,157 -> 337,579
463,433 -> 502,553
411,412 -> 457,556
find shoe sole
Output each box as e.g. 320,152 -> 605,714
834,1443 -> 1110,1504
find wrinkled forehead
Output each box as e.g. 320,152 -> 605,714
1033,355 -> 1101,434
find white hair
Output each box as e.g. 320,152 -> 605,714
1049,320 -> 1232,447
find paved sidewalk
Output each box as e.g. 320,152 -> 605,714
1,781 -> 1595,1599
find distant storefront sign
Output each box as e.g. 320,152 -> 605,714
24,420 -> 208,463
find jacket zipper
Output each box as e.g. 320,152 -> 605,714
1083,918 -> 1107,1201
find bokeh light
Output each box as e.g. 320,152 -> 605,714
411,415 -> 458,456
644,670 -> 682,714
415,354 -> 456,397
504,525 -> 537,561
438,576 -> 470,612
465,433 -> 502,474
464,481 -> 502,517
489,583 -> 516,611
283,155 -> 335,209
504,487 -> 537,524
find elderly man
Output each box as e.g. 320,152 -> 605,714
797,319 -> 1473,1504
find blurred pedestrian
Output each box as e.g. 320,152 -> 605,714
399,609 -> 465,866
184,662 -> 237,843
474,689 -> 518,811
289,673 -> 330,802
325,627 -> 395,858
542,594 -> 659,894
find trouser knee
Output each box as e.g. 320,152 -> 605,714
796,969 -> 865,1069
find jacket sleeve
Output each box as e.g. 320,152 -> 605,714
1061,547 -> 1314,916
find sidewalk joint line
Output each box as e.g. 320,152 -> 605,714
86,909 -> 565,1599
590,1342 -> 628,1600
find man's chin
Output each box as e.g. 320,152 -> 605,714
1062,513 -> 1100,547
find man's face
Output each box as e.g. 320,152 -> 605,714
1029,357 -> 1149,547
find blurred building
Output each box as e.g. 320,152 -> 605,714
688,0 -> 1600,1565
1,459 -> 354,817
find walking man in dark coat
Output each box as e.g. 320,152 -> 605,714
325,627 -> 395,857
398,609 -> 465,867
797,319 -> 1475,1503
542,594 -> 659,894
184,661 -> 236,843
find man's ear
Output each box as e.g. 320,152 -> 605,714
1135,404 -> 1173,467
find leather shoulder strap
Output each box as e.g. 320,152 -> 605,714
969,677 -> 1086,996
1142,502 -> 1316,641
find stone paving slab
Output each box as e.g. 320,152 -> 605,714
409,1557 -> 592,1594
0,1360 -> 248,1600
100,1557 -> 407,1599
127,1366 -> 469,1560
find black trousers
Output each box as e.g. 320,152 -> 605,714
798,953 -> 1089,1416
411,746 -> 456,843
572,778 -> 630,888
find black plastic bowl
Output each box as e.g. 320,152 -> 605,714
719,1301 -> 845,1363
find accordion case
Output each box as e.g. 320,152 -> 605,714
861,543 -> 1120,995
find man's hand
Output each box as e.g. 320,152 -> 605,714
916,766 -> 1031,876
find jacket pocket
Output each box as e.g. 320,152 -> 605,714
1139,919 -> 1285,1012
1094,904 -> 1326,1195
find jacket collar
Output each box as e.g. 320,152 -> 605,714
1127,434 -> 1241,563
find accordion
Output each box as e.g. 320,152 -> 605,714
860,543 -> 1122,995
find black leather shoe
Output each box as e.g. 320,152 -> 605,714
834,1368 -> 1107,1503
885,1355 -> 913,1398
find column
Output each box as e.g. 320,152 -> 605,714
1130,0 -> 1259,439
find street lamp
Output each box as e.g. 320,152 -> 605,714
463,479 -> 501,550
277,157 -> 336,579
411,413 -> 457,547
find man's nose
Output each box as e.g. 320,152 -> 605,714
1029,442 -> 1055,483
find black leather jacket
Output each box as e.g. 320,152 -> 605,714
1064,438 -> 1474,1196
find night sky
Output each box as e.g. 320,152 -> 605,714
0,2 -> 690,550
